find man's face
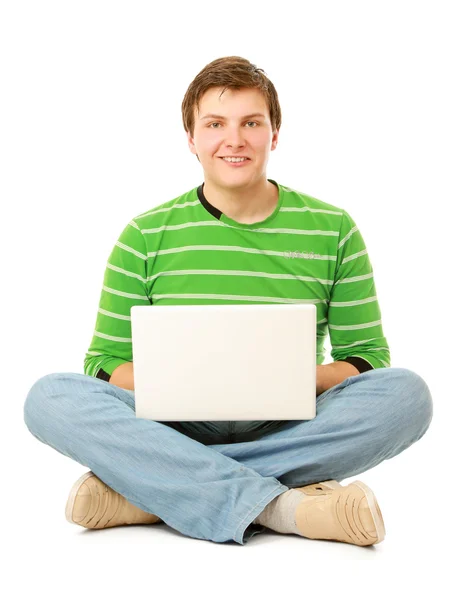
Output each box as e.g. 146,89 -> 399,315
187,86 -> 279,190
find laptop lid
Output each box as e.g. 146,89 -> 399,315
131,303 -> 317,421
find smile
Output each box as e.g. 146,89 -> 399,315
220,157 -> 251,167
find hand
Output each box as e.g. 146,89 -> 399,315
316,365 -> 326,397
316,362 -> 360,397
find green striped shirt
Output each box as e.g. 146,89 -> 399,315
84,179 -> 390,379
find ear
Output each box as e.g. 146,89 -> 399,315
271,129 -> 279,151
187,131 -> 197,156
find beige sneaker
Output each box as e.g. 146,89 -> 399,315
65,471 -> 162,529
294,480 -> 386,546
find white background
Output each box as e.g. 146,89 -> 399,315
2,0 -> 459,595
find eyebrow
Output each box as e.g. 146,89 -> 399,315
199,112 -> 266,121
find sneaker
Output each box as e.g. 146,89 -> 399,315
65,471 -> 162,529
294,480 -> 386,546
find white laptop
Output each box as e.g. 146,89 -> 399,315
131,303 -> 317,421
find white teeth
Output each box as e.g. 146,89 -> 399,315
222,157 -> 248,163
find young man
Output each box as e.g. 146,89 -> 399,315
23,56 -> 433,547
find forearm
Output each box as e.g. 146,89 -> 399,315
108,360 -> 359,395
316,361 -> 360,396
109,362 -> 134,391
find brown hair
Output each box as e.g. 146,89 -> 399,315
181,56 -> 282,137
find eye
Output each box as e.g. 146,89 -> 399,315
208,121 -> 259,128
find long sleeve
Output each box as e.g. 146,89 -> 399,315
83,219 -> 151,378
328,210 -> 391,369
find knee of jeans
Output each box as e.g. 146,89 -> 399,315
390,367 -> 434,435
23,373 -> 69,436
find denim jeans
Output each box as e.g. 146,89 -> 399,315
23,367 -> 433,545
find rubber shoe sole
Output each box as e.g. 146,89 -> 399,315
295,480 -> 386,546
65,471 -> 161,529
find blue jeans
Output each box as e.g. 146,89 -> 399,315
23,367 -> 433,545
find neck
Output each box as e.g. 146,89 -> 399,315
203,178 -> 278,224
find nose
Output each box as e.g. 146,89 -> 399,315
225,126 -> 246,148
